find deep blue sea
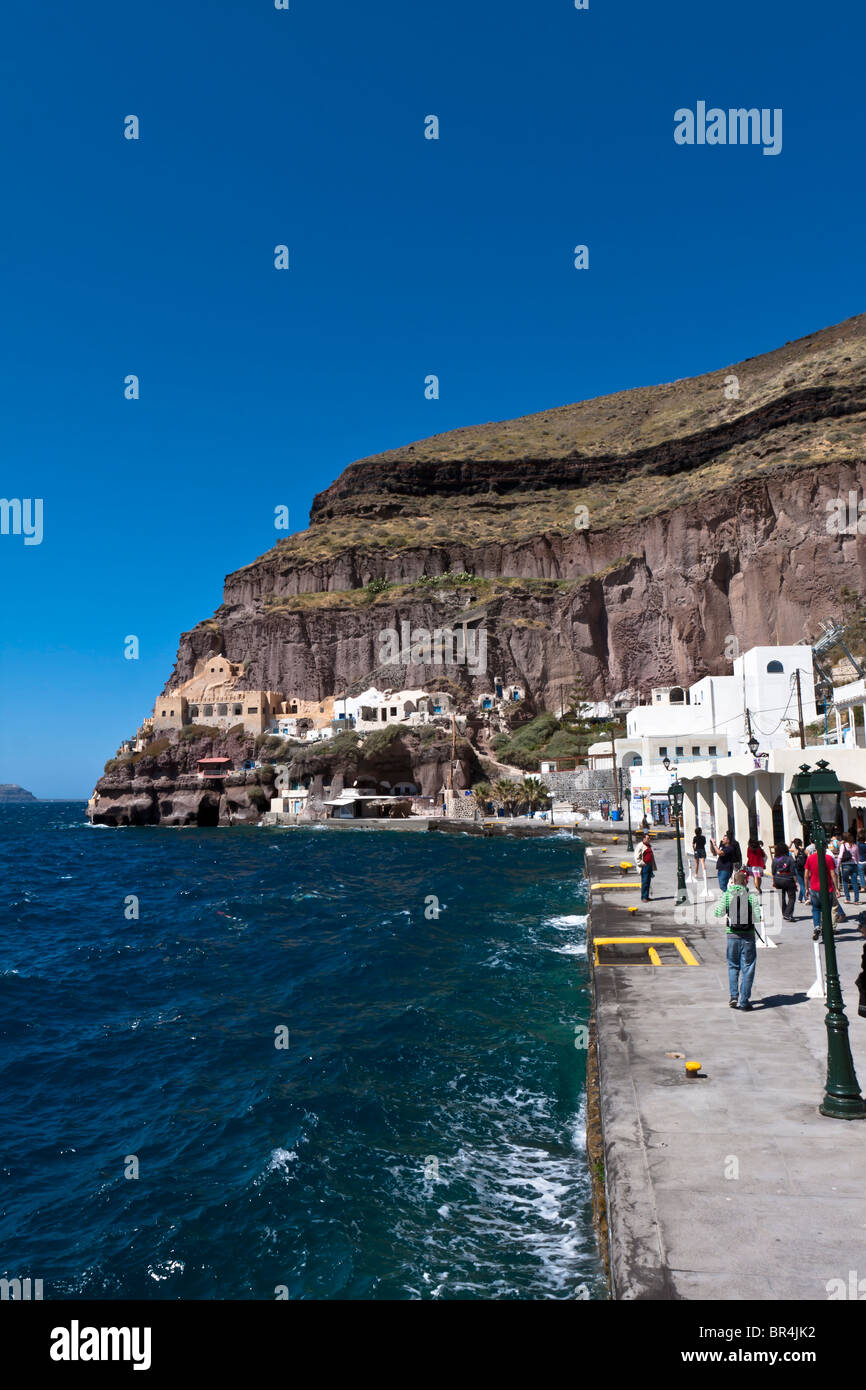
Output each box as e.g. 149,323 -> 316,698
0,803 -> 602,1300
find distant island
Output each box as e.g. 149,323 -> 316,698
0,784 -> 37,802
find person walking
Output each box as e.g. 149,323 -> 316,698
837,833 -> 860,904
709,831 -> 738,894
771,842 -> 797,921
637,833 -> 656,901
857,827 -> 866,895
692,825 -> 708,895
805,840 -> 842,941
714,868 -> 762,1010
792,838 -> 808,903
746,838 -> 766,893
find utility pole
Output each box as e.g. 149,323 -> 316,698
794,668 -> 806,750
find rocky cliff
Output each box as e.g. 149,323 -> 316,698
167,313 -> 866,707
90,726 -> 480,827
0,784 -> 37,802
92,312 -> 866,822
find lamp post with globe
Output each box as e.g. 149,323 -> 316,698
789,761 -> 865,1120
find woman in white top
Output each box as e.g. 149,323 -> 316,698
837,833 -> 861,904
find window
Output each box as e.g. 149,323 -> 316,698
190,706 -> 199,719
161,710 -> 167,718
233,704 -> 242,715
670,688 -> 685,704
767,660 -> 784,673
659,746 -> 668,757
247,706 -> 258,714
380,709 -> 387,721
675,746 -> 684,756
218,704 -> 228,716
204,705 -> 213,717
655,692 -> 662,702
708,745 -> 718,756
692,746 -> 700,756
390,707 -> 397,717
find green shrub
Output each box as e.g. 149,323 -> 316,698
255,735 -> 287,760
543,729 -> 584,757
504,747 -> 541,771
362,725 -> 402,757
131,739 -> 170,764
179,724 -> 221,742
506,713 -> 558,751
247,785 -> 268,810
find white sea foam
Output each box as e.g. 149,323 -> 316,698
261,1147 -> 299,1182
542,913 -> 588,931
547,941 -> 588,958
147,1259 -> 185,1281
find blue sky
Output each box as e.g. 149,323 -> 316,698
1,0 -> 863,798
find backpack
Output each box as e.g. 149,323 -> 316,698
794,849 -> 807,872
728,890 -> 754,930
772,855 -> 794,887
841,846 -> 853,864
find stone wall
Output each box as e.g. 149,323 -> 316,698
544,768 -> 618,802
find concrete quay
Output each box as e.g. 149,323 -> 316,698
585,827 -> 866,1301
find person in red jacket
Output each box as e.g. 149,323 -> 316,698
638,834 -> 657,901
746,838 -> 766,893
805,842 -> 840,941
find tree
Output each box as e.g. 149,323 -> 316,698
472,782 -> 493,818
492,777 -> 518,817
520,776 -> 551,814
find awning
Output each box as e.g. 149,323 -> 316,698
848,791 -> 866,808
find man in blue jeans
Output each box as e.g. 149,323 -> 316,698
710,831 -> 740,894
637,833 -> 656,900
714,869 -> 761,1010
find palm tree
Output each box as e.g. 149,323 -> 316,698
472,781 -> 493,819
492,777 -> 518,818
520,776 -> 551,815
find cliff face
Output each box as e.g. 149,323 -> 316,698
92,312 -> 866,820
0,785 -> 37,802
90,727 -> 480,827
162,312 -> 866,709
172,461 -> 866,709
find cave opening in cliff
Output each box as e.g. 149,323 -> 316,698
196,798 -> 220,827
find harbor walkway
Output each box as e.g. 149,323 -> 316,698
587,829 -> 866,1300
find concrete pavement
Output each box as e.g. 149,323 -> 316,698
586,829 -> 866,1300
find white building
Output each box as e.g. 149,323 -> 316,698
679,744 -> 866,851
612,646 -> 817,825
825,676 -> 866,747
333,687 -> 458,732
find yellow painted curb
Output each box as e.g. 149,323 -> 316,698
593,936 -> 699,967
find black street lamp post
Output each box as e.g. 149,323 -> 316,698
618,766 -> 635,852
668,777 -> 688,906
789,761 -> 866,1120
